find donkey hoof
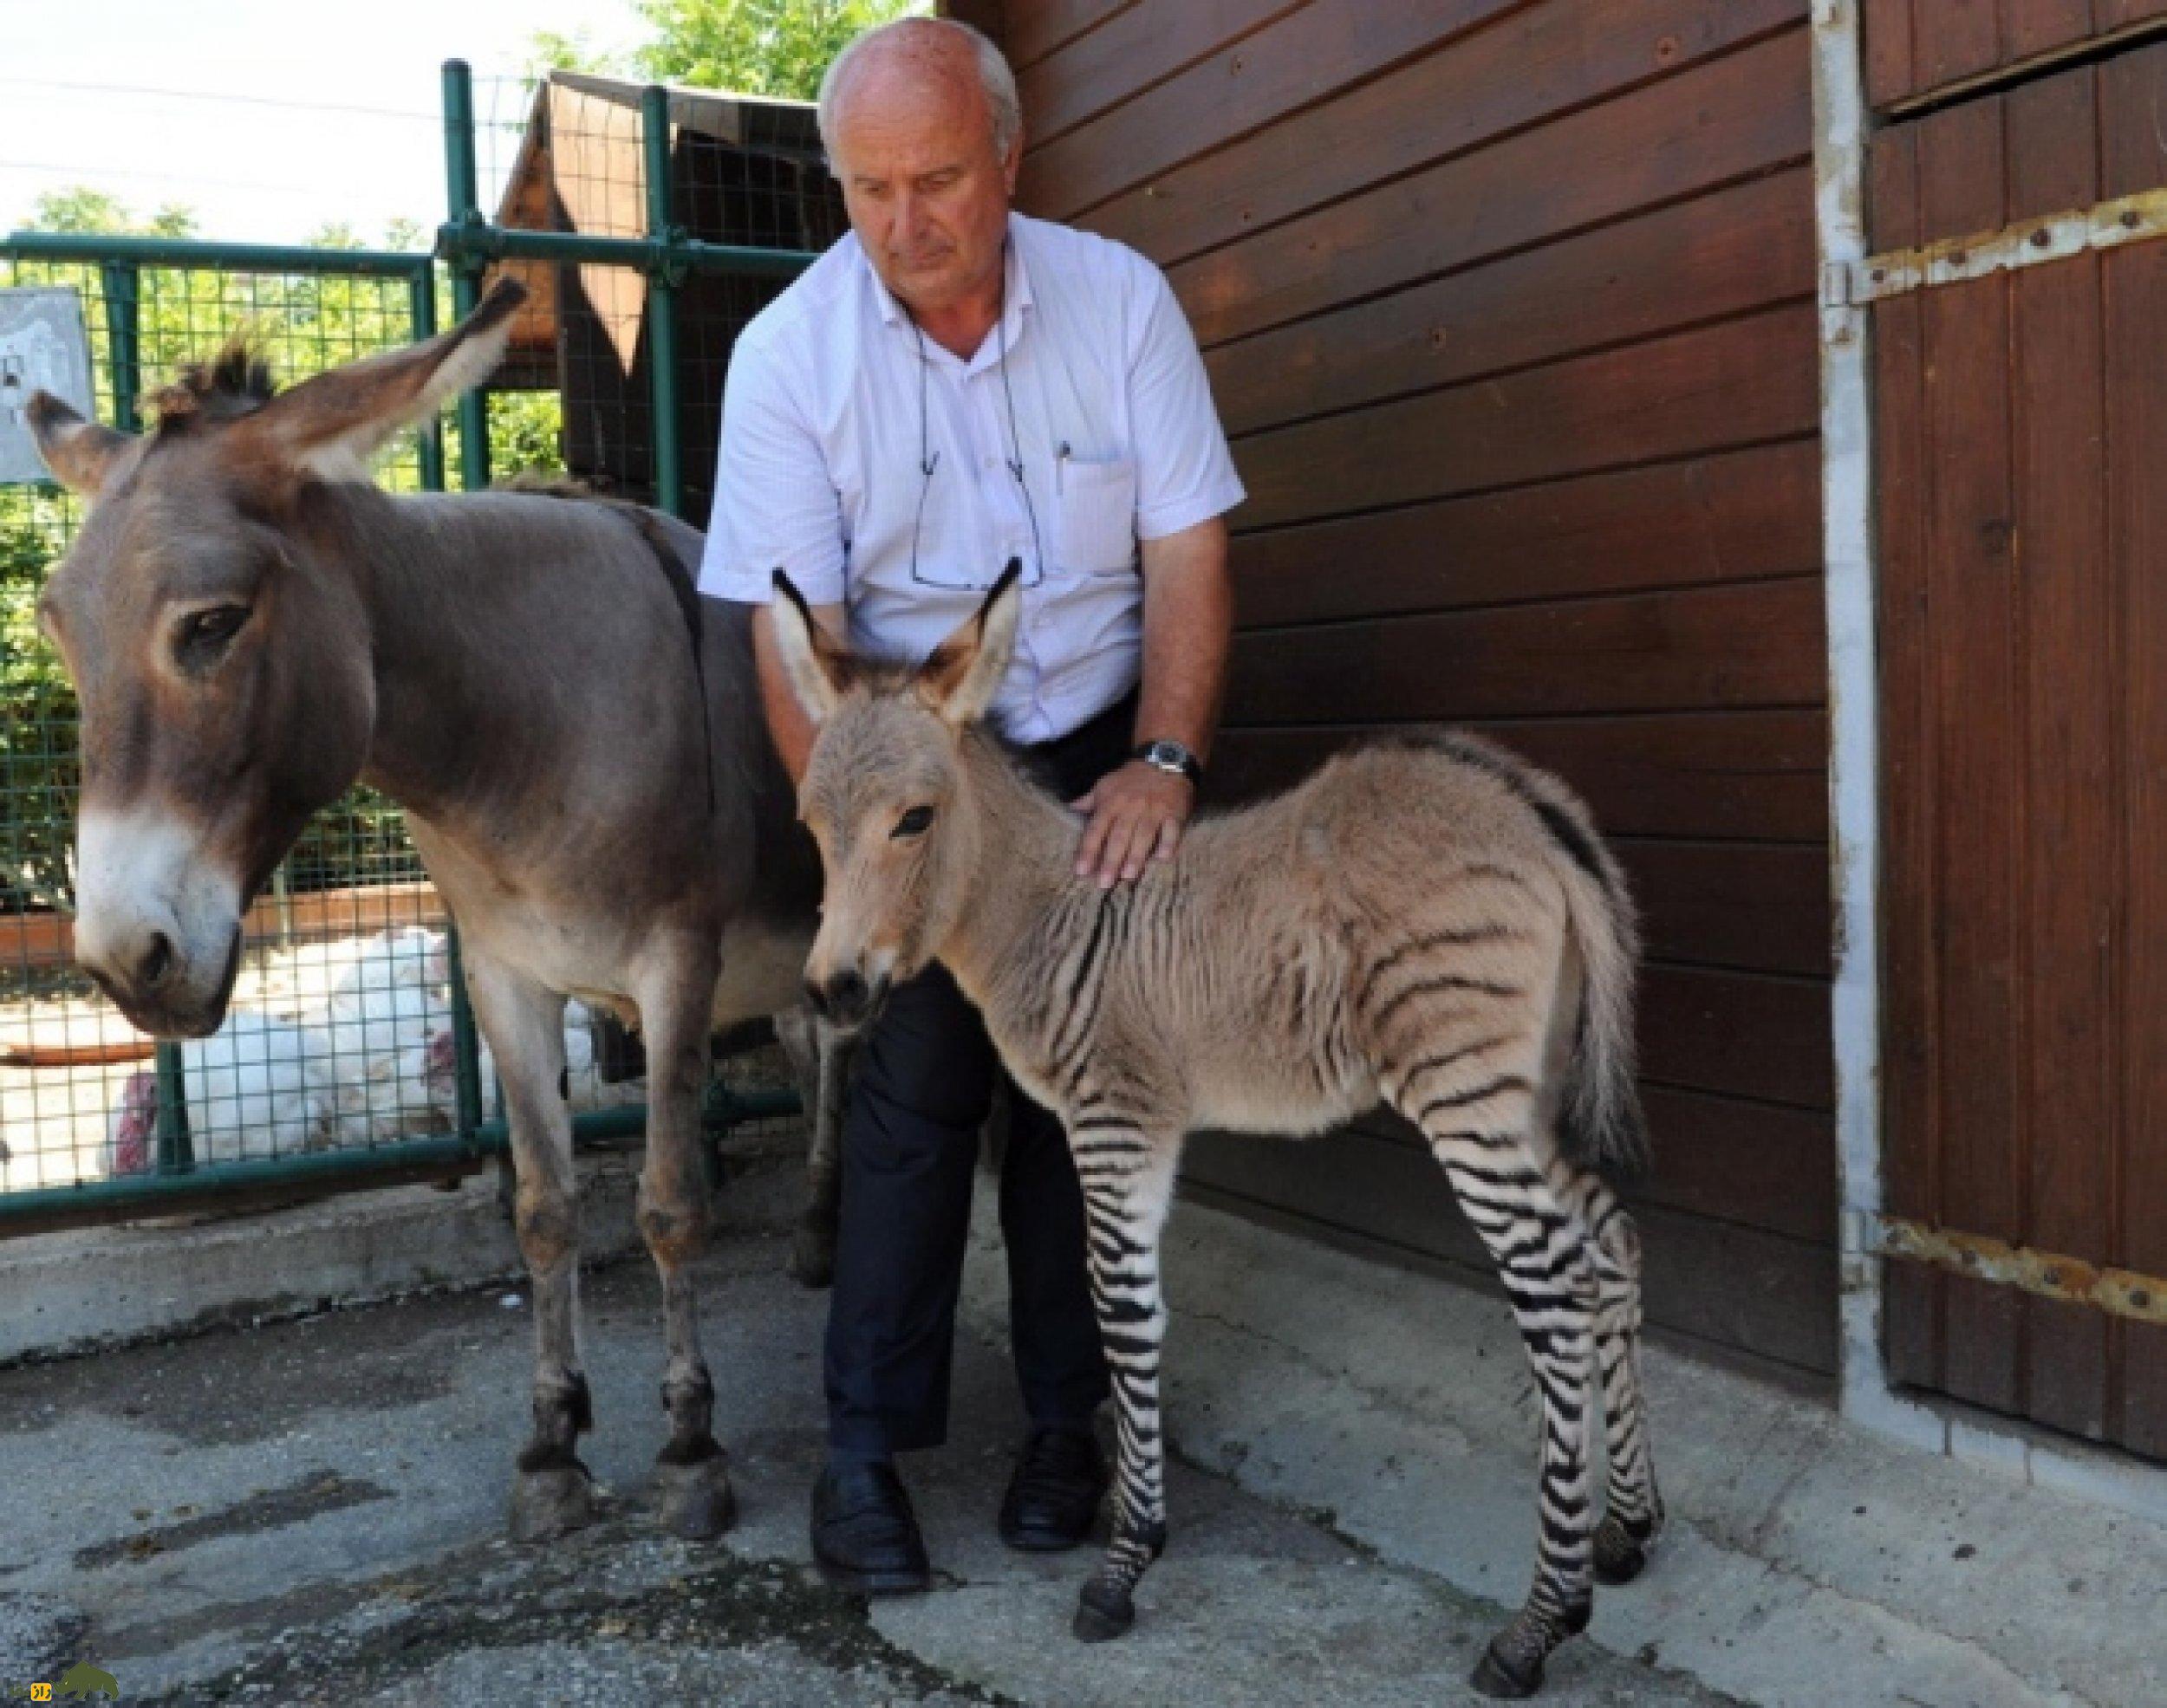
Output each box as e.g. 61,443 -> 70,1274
509,1464 -> 594,1542
1072,1580 -> 1136,1643
1470,1638 -> 1544,1700
789,1224 -> 836,1290
656,1457 -> 737,1540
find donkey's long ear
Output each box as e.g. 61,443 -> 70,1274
921,560 -> 1022,728
770,570 -> 850,724
241,278 -> 528,479
27,393 -> 134,500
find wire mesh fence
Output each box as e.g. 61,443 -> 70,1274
475,70 -> 843,526
0,63 -> 837,1226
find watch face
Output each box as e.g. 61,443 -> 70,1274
1137,741 -> 1198,780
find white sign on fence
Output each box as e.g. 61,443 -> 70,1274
0,288 -> 96,486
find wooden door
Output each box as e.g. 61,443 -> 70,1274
1871,37 -> 2167,1457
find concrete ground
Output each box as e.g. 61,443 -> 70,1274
0,1130 -> 2160,1707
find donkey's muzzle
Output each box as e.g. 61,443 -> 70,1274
72,808 -> 249,1038
81,922 -> 242,1041
805,967 -> 889,1035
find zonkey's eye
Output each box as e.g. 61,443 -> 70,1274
892,804 -> 935,839
178,605 -> 250,655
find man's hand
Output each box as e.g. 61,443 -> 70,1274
1071,760 -> 1194,887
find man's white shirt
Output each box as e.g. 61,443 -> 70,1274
698,211 -> 1246,744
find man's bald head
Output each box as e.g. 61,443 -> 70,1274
818,17 -> 1021,162
818,16 -> 1025,331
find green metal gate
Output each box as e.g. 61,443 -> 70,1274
0,63 -> 822,1233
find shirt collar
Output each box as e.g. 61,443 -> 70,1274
863,214 -> 1035,368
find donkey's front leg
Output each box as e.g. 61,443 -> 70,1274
463,950 -> 592,1543
635,950 -> 735,1539
1070,1126 -> 1180,1642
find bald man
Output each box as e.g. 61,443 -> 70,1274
698,17 -> 1244,1594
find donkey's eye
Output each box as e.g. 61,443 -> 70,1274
893,804 -> 935,839
175,604 -> 250,659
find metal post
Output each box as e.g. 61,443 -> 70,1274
95,255 -> 195,1171
409,265 -> 446,491
641,83 -> 684,516
426,224 -> 815,276
11,233 -> 426,276
441,60 -> 490,493
271,865 -> 296,948
153,1045 -> 195,1174
97,260 -> 140,432
444,929 -> 485,1151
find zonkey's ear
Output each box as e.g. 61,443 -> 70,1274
238,277 -> 527,480
27,393 -> 135,501
919,560 -> 1022,727
770,569 -> 850,724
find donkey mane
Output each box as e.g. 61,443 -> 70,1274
152,336 -> 279,432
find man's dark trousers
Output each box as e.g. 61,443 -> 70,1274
823,692 -> 1136,1459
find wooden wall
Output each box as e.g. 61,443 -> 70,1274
973,2 -> 1837,1380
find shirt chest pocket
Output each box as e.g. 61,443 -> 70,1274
1051,455 -> 1138,575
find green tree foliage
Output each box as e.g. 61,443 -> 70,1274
0,488 -> 78,912
528,28 -> 631,78
634,0 -> 928,99
28,188 -> 198,239
485,392 -> 568,478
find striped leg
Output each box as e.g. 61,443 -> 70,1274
1562,1169 -> 1663,1582
1402,1084 -> 1599,1698
1066,1119 -> 1178,1642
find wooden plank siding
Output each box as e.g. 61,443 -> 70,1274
990,2 -> 1837,1377
1869,41 -> 2167,1456
1864,0 -> 2167,112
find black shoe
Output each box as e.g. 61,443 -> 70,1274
999,1425 -> 1108,1552
810,1460 -> 931,1594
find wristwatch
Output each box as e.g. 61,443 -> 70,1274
1132,737 -> 1204,789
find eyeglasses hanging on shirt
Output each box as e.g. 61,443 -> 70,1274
906,244 -> 1049,593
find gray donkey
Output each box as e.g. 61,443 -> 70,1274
772,564 -> 1662,1699
26,280 -> 843,1544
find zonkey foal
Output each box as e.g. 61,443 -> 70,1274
771,565 -> 1662,1699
